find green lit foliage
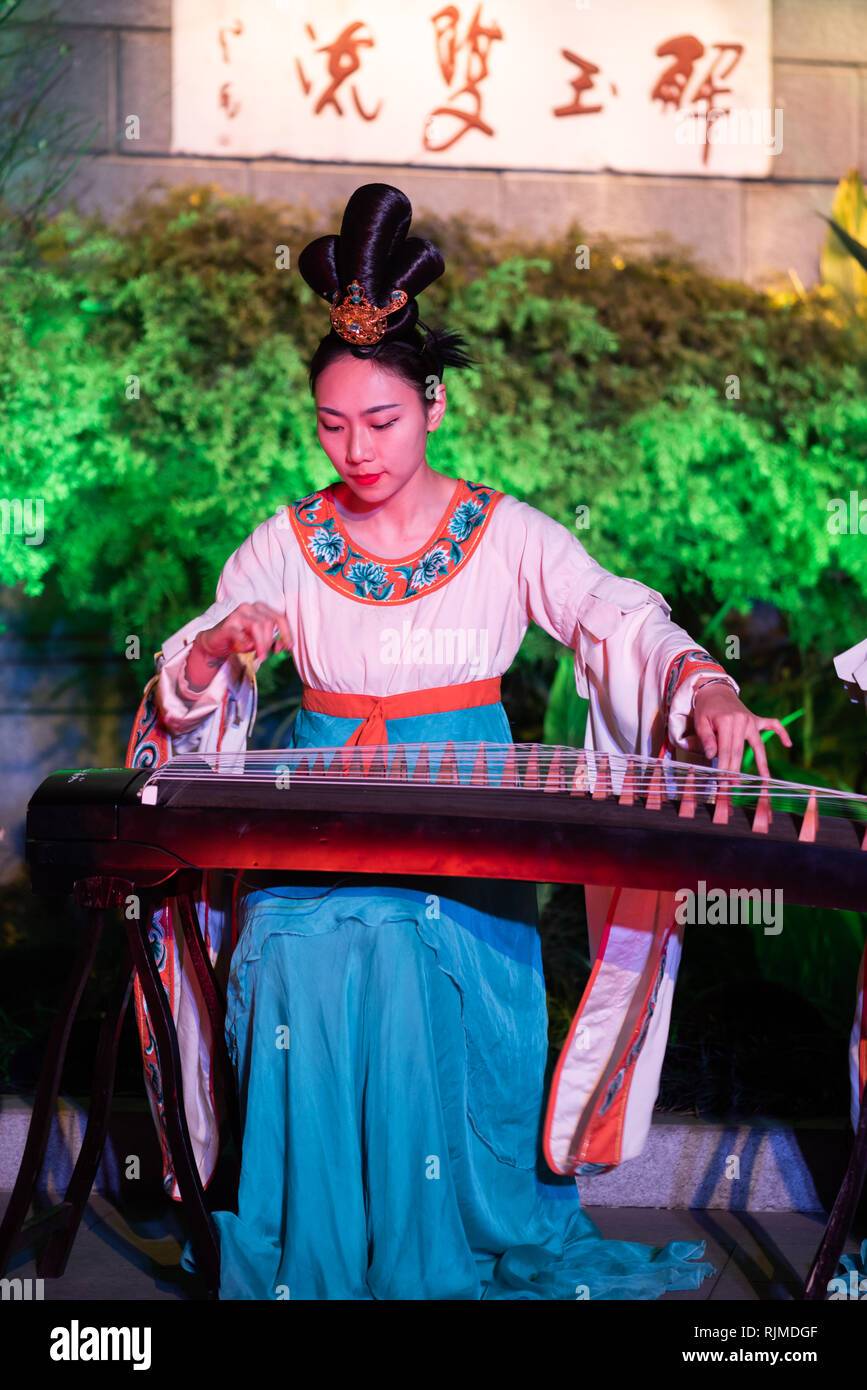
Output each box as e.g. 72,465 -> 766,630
410,208 -> 867,666
2,180 -> 867,723
0,187 -> 332,652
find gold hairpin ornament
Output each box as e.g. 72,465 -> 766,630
329,280 -> 408,345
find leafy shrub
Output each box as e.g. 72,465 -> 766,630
1,179 -> 866,773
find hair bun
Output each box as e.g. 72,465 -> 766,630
297,183 -> 445,341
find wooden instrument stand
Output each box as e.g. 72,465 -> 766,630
0,871 -> 238,1302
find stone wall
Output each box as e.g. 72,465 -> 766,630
0,603 -> 131,884
14,0 -> 867,287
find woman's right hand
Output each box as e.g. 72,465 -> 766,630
185,603 -> 292,689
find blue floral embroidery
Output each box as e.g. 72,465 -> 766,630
345,559 -> 390,598
307,526 -> 345,565
663,648 -> 730,732
407,545 -> 450,591
448,499 -> 485,543
297,495 -> 324,524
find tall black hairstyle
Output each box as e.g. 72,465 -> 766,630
297,183 -> 476,412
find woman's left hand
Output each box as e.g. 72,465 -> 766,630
692,682 -> 792,779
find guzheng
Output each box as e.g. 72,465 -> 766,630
20,742 -> 867,1303
27,742 -> 867,910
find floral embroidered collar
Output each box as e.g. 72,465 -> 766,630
288,478 -> 502,604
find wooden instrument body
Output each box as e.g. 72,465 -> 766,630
25,753 -> 867,913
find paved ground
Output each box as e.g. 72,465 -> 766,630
2,1189 -> 863,1300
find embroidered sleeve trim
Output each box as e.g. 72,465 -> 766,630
662,648 -> 734,735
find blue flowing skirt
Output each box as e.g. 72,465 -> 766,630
183,701 -> 715,1299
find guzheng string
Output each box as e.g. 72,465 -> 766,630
142,743 -> 867,831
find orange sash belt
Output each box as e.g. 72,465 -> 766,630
301,676 -> 502,747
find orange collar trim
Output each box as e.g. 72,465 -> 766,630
288,479 -> 502,605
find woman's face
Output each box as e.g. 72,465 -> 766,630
314,354 -> 446,505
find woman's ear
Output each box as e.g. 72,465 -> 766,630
425,380 -> 447,431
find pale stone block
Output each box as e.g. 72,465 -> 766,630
500,172 -> 608,247
773,0 -> 867,64
29,26 -> 113,155
598,175 -> 744,280
772,62 -> 858,181
858,67 -> 867,172
744,179 -> 838,288
119,31 -> 172,154
14,0 -> 170,26
44,155 -> 250,221
249,163 -> 506,239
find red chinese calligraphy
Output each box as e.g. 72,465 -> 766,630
553,50 -> 604,118
652,36 -> 745,166
218,82 -> 240,121
296,20 -> 382,121
217,19 -> 243,139
651,35 -> 704,110
218,19 -> 242,65
424,4 -> 504,153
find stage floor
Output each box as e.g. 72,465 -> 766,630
2,1190 -> 864,1301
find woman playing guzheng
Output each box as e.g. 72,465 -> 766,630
149,183 -> 791,1300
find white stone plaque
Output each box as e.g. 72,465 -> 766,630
172,0 -> 774,176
